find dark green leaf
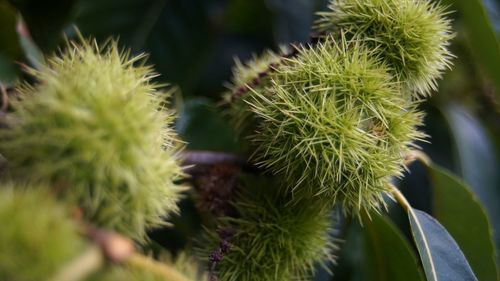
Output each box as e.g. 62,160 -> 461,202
16,17 -> 43,69
0,2 -> 21,83
267,0 -> 315,43
7,0 -> 76,51
176,98 -> 240,153
408,208 -> 477,281
447,0 -> 500,95
363,213 -> 424,281
0,53 -> 17,84
429,164 -> 498,281
441,104 -> 500,252
75,0 -> 215,95
0,2 -> 22,59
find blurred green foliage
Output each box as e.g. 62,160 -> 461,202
0,0 -> 499,280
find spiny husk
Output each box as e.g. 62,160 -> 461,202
315,0 -> 454,97
231,36 -> 425,214
200,181 -> 336,281
0,39 -> 186,242
0,183 -> 85,281
222,49 -> 283,137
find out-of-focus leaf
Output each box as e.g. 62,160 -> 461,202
481,0 -> 500,33
0,54 -> 17,85
447,0 -> 500,95
441,104 -> 500,252
363,213 -> 424,281
176,98 -> 240,153
429,164 -> 498,281
0,2 -> 21,58
16,18 -> 43,69
0,2 -> 20,84
75,0 -> 215,96
7,0 -> 76,51
408,208 -> 478,281
266,0 -> 315,43
330,221 -> 365,281
224,0 -> 273,35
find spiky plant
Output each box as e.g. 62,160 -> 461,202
200,182 -> 335,281
0,183 -> 84,281
222,50 -> 283,137
227,36 -> 425,213
315,0 -> 454,96
0,39 -> 185,241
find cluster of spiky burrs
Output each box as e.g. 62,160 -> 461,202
200,181 -> 336,281
315,0 -> 454,96
225,0 -> 452,215
0,183 -> 85,281
0,38 -> 195,280
247,37 -> 426,212
206,0 -> 453,279
0,39 -> 186,242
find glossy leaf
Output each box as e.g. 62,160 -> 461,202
363,213 -> 424,281
408,208 -> 477,281
429,164 -> 498,281
442,104 -> 500,251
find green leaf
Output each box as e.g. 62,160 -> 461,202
75,0 -> 215,95
441,104 -> 500,252
0,53 -> 17,84
447,0 -> 500,95
363,213 -> 425,281
0,2 -> 22,58
408,208 -> 477,281
0,2 -> 21,83
176,98 -> 240,153
7,0 -> 77,51
429,164 -> 498,281
16,17 -> 43,69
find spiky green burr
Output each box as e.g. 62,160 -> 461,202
0,183 -> 84,281
200,184 -> 335,281
0,39 -> 185,241
315,0 -> 454,96
229,36 -> 425,213
223,50 -> 283,137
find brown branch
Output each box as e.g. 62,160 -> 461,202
180,150 -> 260,174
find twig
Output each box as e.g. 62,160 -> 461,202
404,150 -> 432,167
48,245 -> 104,281
387,184 -> 411,212
180,150 -> 259,174
49,226 -> 191,281
181,150 -> 246,166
